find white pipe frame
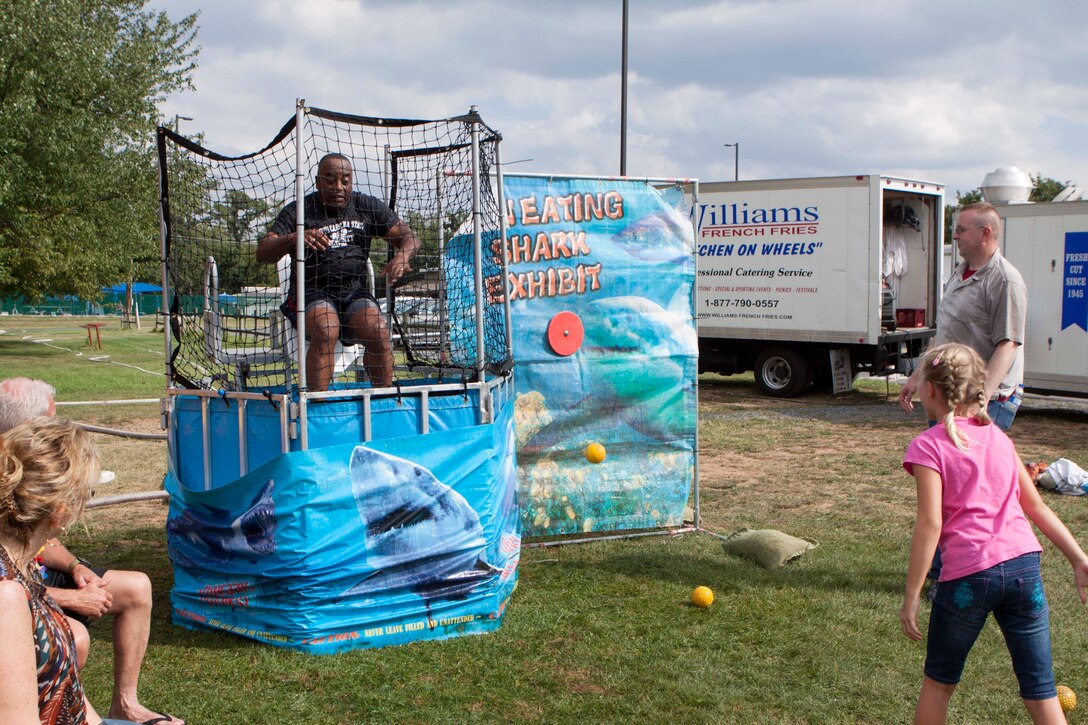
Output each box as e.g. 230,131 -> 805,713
293,99 -> 309,450
165,387 -> 293,491
165,375 -> 510,489
434,169 -> 450,362
689,179 -> 701,530
156,133 -> 176,476
469,106 -> 490,424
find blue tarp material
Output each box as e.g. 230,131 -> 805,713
167,389 -> 520,654
102,282 -> 163,294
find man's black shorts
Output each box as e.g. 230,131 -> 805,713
281,289 -> 380,344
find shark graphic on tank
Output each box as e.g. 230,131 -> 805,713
342,447 -> 500,602
167,479 -> 277,565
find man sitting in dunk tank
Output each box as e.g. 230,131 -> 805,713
257,153 -> 421,391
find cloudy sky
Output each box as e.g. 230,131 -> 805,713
154,0 -> 1088,200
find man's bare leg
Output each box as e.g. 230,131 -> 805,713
345,306 -> 393,386
103,570 -> 182,724
363,336 -> 393,387
305,303 -> 341,392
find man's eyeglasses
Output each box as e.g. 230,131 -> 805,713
953,225 -> 986,234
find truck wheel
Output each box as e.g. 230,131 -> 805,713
754,347 -> 810,398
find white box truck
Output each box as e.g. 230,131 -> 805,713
692,175 -> 945,396
998,200 -> 1088,397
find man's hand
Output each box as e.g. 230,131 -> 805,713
382,220 -> 420,287
984,339 -> 1020,403
300,228 -> 331,253
383,255 -> 413,286
47,581 -> 113,619
1073,558 -> 1088,605
71,563 -> 104,589
257,228 -> 331,263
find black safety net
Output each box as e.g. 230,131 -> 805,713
157,105 -> 507,393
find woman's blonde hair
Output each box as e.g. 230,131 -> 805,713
0,418 -> 99,545
918,342 -> 991,450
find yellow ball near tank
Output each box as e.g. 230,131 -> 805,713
691,585 -> 714,608
584,442 -> 606,464
1058,685 -> 1076,713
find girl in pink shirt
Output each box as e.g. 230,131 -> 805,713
901,342 -> 1088,724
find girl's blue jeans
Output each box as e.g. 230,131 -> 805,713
925,553 -> 1055,700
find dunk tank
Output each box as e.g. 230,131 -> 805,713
156,103 -> 518,652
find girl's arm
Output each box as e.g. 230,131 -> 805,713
900,464 -> 942,641
1017,456 -> 1088,603
0,581 -> 45,723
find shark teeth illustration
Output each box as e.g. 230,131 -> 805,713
342,447 -> 498,601
167,479 -> 277,564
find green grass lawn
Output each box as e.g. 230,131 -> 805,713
4,317 -> 1088,723
68,519 -> 1088,724
0,315 -> 166,400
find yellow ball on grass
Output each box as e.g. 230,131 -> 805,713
1058,685 -> 1076,713
691,585 -> 714,608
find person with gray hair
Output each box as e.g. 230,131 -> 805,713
0,377 -> 184,725
0,377 -> 57,432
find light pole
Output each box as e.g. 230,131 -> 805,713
620,0 -> 628,176
174,114 -> 193,135
723,143 -> 739,181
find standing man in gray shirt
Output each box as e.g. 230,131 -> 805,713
899,201 -> 1027,430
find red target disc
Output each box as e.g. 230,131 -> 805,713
546,311 -> 584,356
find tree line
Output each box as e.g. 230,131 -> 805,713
0,0 -> 198,301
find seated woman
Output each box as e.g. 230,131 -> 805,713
0,418 -> 136,725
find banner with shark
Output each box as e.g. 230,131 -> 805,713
165,395 -> 519,654
498,176 -> 697,537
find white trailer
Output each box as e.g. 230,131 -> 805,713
998,200 -> 1088,397
692,175 -> 945,396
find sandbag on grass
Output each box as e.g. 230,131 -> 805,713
722,528 -> 817,569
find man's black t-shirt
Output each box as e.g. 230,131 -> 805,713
271,191 -> 399,303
